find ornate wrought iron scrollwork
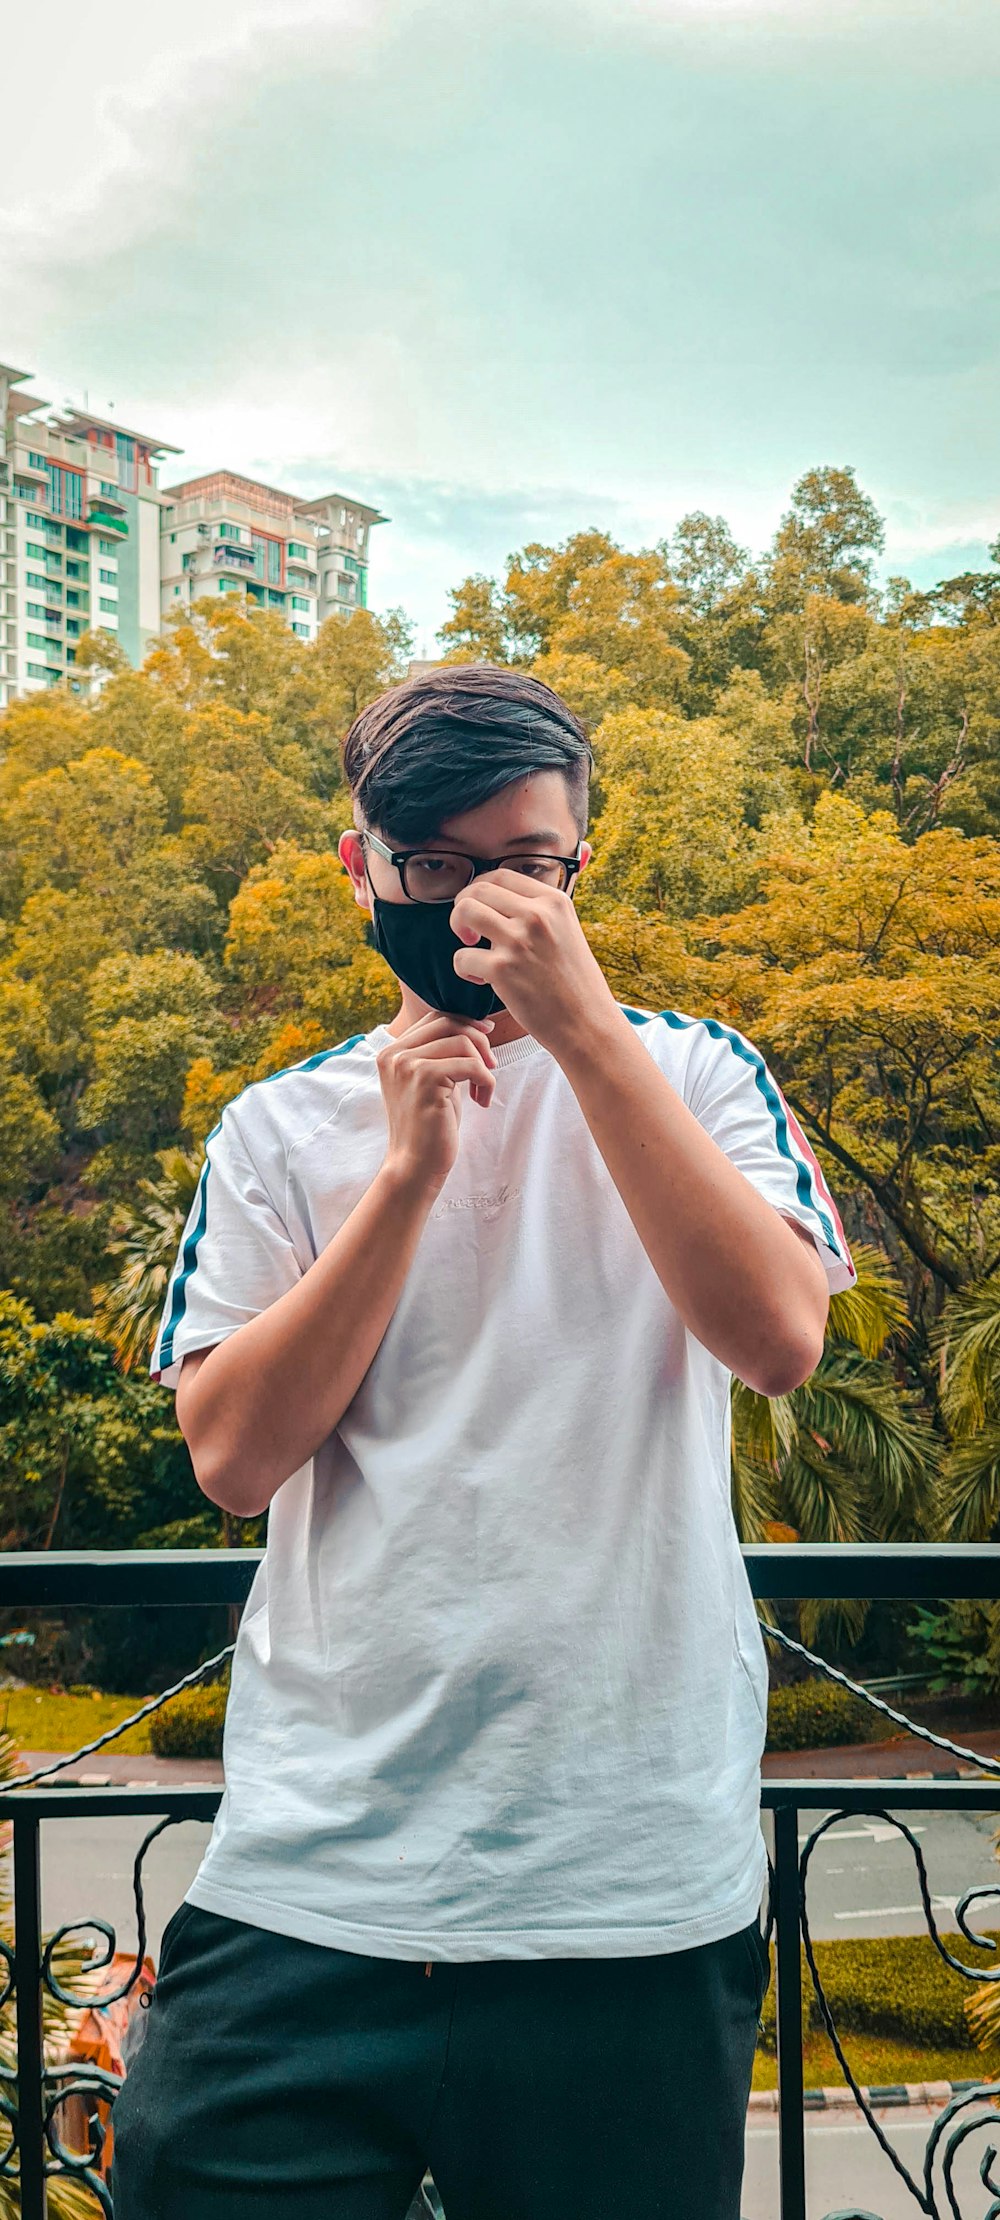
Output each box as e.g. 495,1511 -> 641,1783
793,1812 -> 1000,2219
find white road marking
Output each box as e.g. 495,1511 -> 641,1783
797,1824 -> 926,1844
834,1895 -> 958,1921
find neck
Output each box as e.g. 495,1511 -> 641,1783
386,984 -> 530,1048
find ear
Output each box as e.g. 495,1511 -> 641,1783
339,829 -> 370,910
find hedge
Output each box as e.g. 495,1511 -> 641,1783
766,1677 -> 892,1751
757,1931 -> 1000,2055
149,1673 -> 229,1759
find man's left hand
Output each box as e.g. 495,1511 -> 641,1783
450,870 -> 619,1055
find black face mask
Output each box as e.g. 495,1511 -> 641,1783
368,884 -> 505,1021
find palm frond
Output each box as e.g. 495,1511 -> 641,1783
826,1241 -> 912,1360
940,1423 -> 1000,1541
795,1350 -> 941,1538
931,1271 -> 1000,1441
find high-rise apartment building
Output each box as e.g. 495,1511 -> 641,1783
159,473 -> 387,637
0,363 -> 177,707
0,362 -> 389,706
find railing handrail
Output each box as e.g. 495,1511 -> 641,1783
0,1542 -> 998,1607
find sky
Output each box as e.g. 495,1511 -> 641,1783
2,0 -> 998,648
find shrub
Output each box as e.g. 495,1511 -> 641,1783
766,1677 -> 890,1751
148,1674 -> 229,1759
757,1931 -> 1000,2054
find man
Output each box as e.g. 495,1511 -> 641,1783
112,663 -> 855,2220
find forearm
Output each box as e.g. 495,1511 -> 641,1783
184,1159 -> 438,1517
555,1007 -> 828,1395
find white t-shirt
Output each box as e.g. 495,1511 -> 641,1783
151,1001 -> 855,1961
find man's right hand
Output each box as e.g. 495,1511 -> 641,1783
376,1012 -> 497,1193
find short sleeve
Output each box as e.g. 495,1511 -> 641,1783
150,1102 -> 304,1391
684,1018 -> 857,1295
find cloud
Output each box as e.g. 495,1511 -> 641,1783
4,0 -> 998,644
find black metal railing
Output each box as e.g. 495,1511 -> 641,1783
2,1544 -> 1000,2218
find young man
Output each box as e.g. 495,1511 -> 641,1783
112,663 -> 855,2220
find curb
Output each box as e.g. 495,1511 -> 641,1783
749,2079 -> 999,2114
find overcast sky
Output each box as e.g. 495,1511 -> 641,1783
2,0 -> 998,647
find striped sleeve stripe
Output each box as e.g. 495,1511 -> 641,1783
153,1035 -> 365,1377
620,1004 -> 855,1275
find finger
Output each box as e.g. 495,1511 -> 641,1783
449,894 -> 518,945
451,947 -> 499,985
390,1012 -> 496,1042
453,872 -> 553,921
398,1037 -> 496,1073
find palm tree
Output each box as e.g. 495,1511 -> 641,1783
930,1269 -> 1000,1543
90,1148 -> 201,1379
731,1242 -> 942,1643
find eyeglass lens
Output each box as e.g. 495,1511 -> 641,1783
402,854 -> 570,900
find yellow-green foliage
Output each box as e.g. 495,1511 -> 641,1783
765,1678 -> 892,1751
758,1930 -> 1000,2056
149,1676 -> 230,1760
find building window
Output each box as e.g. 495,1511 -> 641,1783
66,619 -> 81,636
182,553 -> 195,571
66,591 -> 81,607
26,633 -> 46,649
26,542 -> 47,560
66,647 -> 77,664
267,590 -> 284,607
45,464 -> 84,520
291,622 -> 310,638
26,573 -> 48,591
338,575 -> 354,598
99,597 -> 117,613
26,603 -> 45,619
27,664 -> 46,678
287,540 -> 308,559
99,481 -> 118,498
66,528 -> 88,551
218,522 -> 241,541
99,569 -> 117,585
290,595 -> 310,610
115,433 -> 137,494
25,512 -> 48,529
98,539 -> 118,555
28,451 -> 46,469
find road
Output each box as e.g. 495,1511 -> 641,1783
760,1806 -> 1000,1940
743,2103 -> 1000,2218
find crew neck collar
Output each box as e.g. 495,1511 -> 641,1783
368,1025 -> 545,1067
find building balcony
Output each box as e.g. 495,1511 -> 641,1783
86,500 -> 128,537
211,545 -> 256,573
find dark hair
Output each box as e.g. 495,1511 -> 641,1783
341,663 -> 593,845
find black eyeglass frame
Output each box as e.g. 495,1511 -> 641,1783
361,830 -> 584,903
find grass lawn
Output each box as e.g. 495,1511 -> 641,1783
0,1687 -> 155,1757
752,2030 -> 997,2091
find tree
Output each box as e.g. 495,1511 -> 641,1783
2,748 -> 166,909
732,1242 -> 940,1642
764,465 -> 886,614
579,705 -> 782,921
221,840 -> 394,1043
179,705 -> 334,891
708,792 -> 1000,1307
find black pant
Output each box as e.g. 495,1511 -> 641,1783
109,1899 -> 770,2220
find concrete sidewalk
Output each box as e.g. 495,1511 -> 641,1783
10,1748 -> 223,1788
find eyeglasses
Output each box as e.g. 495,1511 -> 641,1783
361,831 -> 583,904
